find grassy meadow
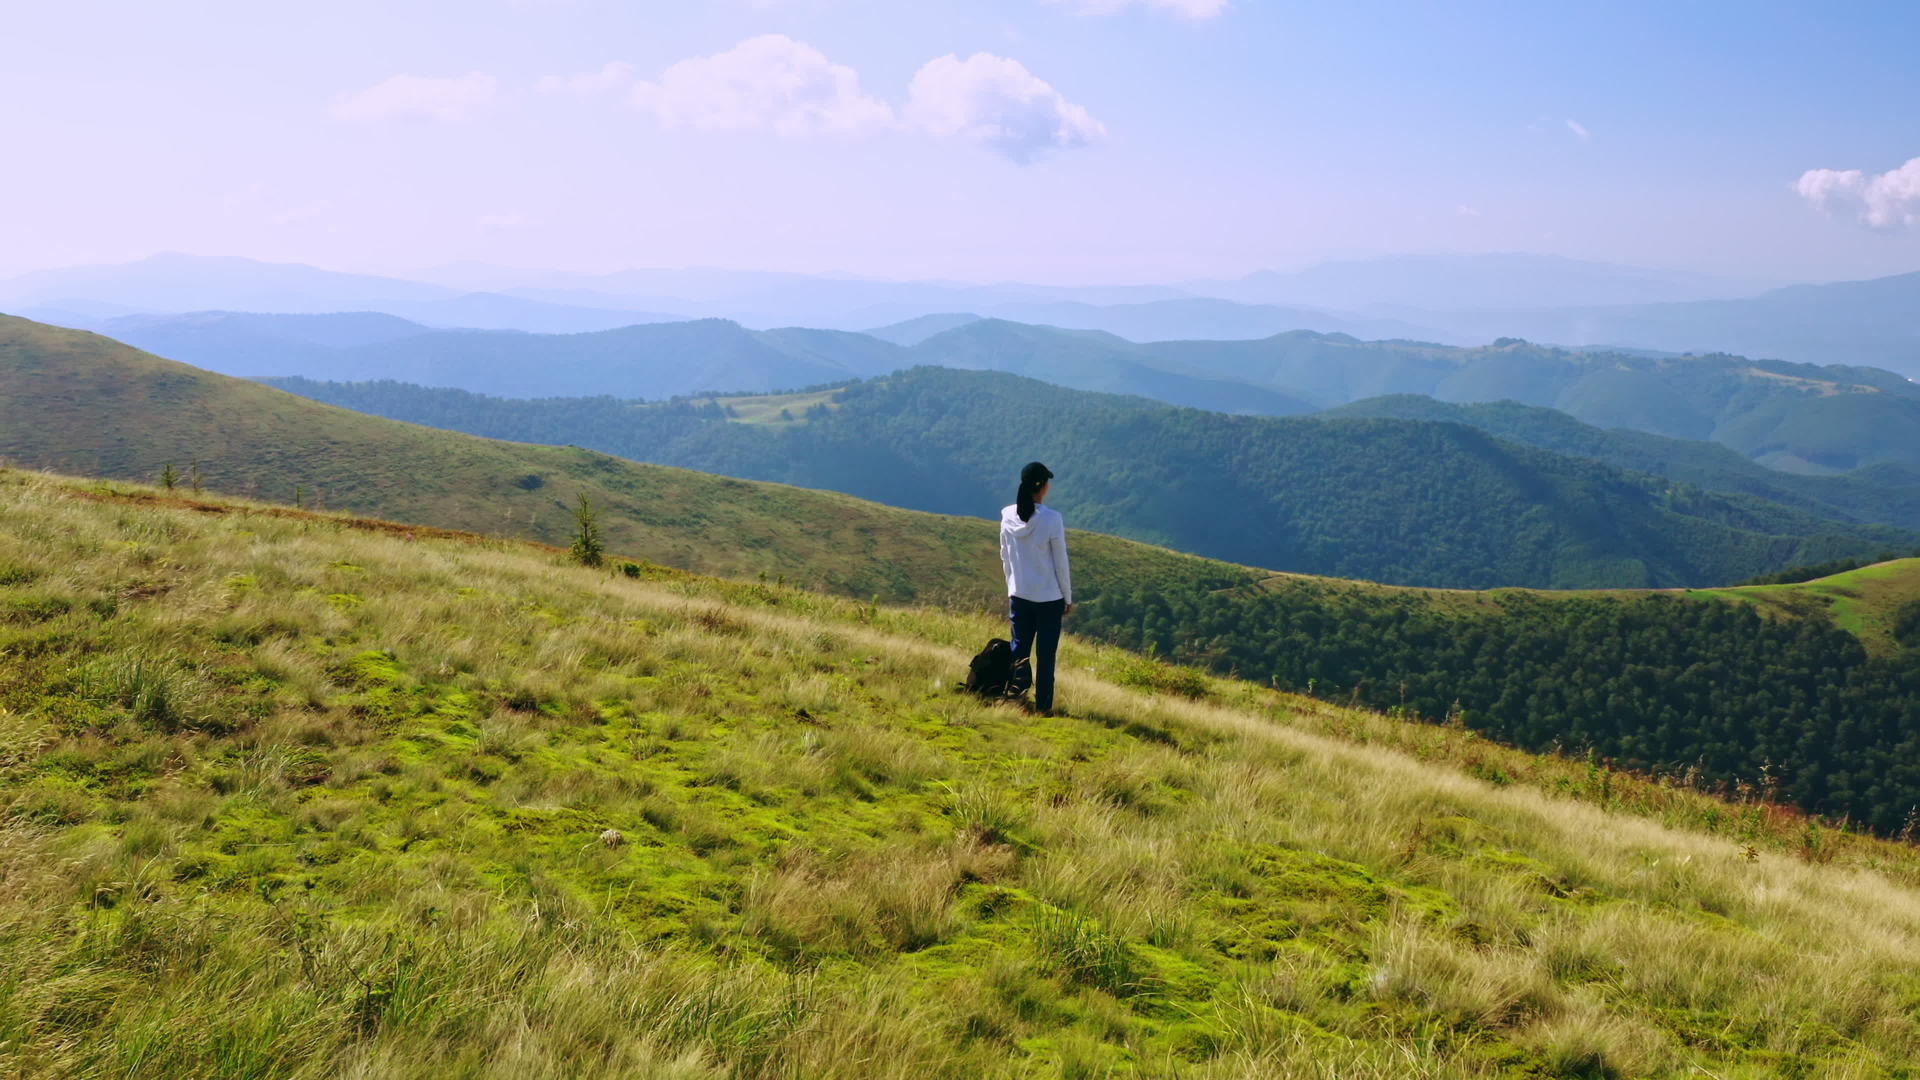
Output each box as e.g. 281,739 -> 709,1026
6,468 -> 1920,1078
1690,559 -> 1920,658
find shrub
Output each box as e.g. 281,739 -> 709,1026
569,493 -> 604,568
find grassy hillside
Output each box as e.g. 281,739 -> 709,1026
267,365 -> 1919,590
9,469 -> 1920,1077
0,314 -> 1241,608
1694,558 -> 1920,658
11,316 -> 1920,831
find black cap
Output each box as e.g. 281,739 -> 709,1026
1021,461 -> 1053,488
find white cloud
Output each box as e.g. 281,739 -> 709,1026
1048,0 -> 1228,18
542,39 -> 1104,163
1796,158 -> 1920,229
1565,118 -> 1591,141
628,34 -> 895,137
331,73 -> 499,123
536,62 -> 635,96
906,53 -> 1104,163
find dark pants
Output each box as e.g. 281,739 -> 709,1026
1009,596 -> 1065,712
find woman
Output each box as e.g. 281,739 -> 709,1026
999,461 -> 1072,716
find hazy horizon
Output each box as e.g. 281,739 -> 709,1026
4,1 -> 1918,285
0,247 -> 1817,293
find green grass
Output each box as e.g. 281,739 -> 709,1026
7,468 -> 1920,1077
1688,558 -> 1920,657
693,389 -> 842,426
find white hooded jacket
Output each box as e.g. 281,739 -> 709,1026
1000,503 -> 1072,605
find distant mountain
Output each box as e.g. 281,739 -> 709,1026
952,298 -> 1441,344
1137,333 -> 1920,472
0,253 -> 454,313
317,319 -> 899,398
385,292 -> 683,333
1422,270 -> 1920,378
1185,253 -> 1774,312
863,312 -> 983,346
0,254 -> 687,335
263,365 -> 1919,590
479,270 -> 1194,328
906,320 -> 1317,415
95,306 -> 1920,472
100,313 -> 1317,415
62,311 -> 433,378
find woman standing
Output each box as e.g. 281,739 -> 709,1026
999,461 -> 1072,716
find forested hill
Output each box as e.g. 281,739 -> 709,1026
1324,394 -> 1920,529
267,366 -> 1918,590
94,309 -> 1920,473
919,324 -> 1920,472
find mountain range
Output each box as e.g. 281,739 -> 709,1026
89,308 -> 1919,474
260,364 -> 1920,589
12,252 -> 1920,374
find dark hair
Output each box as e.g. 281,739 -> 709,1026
1016,461 -> 1053,522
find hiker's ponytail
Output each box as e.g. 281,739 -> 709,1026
1016,461 -> 1053,523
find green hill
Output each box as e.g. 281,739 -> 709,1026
8,469 -> 1920,1078
1322,394 -> 1920,529
0,314 -> 1228,607
267,365 -> 1918,590
1143,333 -> 1920,471
96,306 -> 1920,473
1694,558 -> 1920,659
10,316 -> 1920,831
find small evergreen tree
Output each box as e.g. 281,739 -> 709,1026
294,485 -> 306,509
160,463 -> 178,490
188,463 -> 204,494
569,493 -> 604,567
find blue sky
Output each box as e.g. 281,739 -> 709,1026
3,0 -> 1917,283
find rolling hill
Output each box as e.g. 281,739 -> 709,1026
0,313 -> 1125,604
1322,394 -> 1920,529
264,364 -> 1920,591
1137,333 -> 1920,471
10,313 -> 1920,832
7,468 -> 1920,1077
113,307 -> 1918,474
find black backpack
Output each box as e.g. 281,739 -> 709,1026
965,638 -> 1030,698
